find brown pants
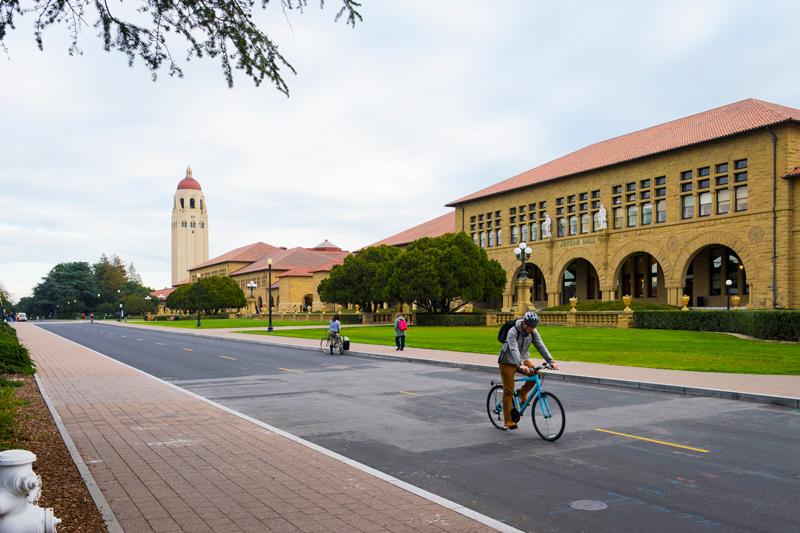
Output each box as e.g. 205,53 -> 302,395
499,360 -> 535,427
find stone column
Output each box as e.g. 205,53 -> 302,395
516,278 -> 534,313
601,289 -> 616,301
502,291 -> 512,312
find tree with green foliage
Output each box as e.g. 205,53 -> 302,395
0,283 -> 12,314
388,232 -> 506,313
32,262 -> 99,317
318,245 -> 401,312
0,0 -> 363,93
121,294 -> 158,316
165,276 -> 245,314
93,254 -> 128,302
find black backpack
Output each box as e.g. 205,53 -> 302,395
497,319 -> 517,344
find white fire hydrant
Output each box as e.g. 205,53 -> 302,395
0,450 -> 60,533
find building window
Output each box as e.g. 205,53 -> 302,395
656,199 -> 666,223
579,192 -> 588,201
699,191 -> 712,217
626,193 -> 636,202
200,222 -> 205,228
613,196 -> 622,205
716,163 -> 728,173
591,200 -> 600,209
626,182 -> 636,191
716,175 -> 728,186
539,201 -> 547,209
488,230 -> 495,247
640,190 -> 651,200
580,213 -> 589,234
181,220 -> 187,227
579,202 -> 587,211
180,198 -> 185,209
200,200 -> 203,210
556,207 -> 564,216
612,185 -> 622,194
493,229 -> 500,246
479,214 -> 485,221
640,179 -> 651,189
698,166 -> 710,177
655,176 -> 666,186
735,185 -> 748,211
641,203 -> 652,224
698,179 -> 710,189
680,170 -> 692,181
470,215 -> 476,223
567,195 -> 576,204
717,189 -> 730,214
510,225 -> 519,244
472,233 -> 478,245
681,195 -> 694,219
520,224 -> 528,243
655,187 -> 666,198
557,218 -> 566,237
592,190 -> 600,199
650,262 -> 659,298
734,159 -> 748,169
568,216 -> 577,235
190,221 -> 196,228
567,205 -> 576,213
613,208 -> 623,229
556,197 -> 564,206
626,205 -> 638,227
190,198 -> 195,209
710,249 -> 723,296
480,232 -> 486,248
734,171 -> 748,182
530,223 -> 537,241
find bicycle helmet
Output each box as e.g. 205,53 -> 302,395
523,311 -> 540,328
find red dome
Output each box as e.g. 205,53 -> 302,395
177,166 -> 202,190
177,177 -> 202,190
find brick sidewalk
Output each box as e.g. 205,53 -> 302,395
17,324 -> 502,533
113,321 -> 800,401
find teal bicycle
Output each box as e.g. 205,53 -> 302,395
487,364 -> 565,441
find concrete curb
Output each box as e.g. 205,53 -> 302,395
103,322 -> 800,408
34,374 -> 124,533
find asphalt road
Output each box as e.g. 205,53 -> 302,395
39,322 -> 800,533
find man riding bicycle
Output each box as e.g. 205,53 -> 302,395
498,311 -> 559,430
327,314 -> 341,354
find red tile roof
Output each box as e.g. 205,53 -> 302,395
447,98 -> 800,206
364,211 -> 455,248
190,242 -> 283,270
150,288 -> 175,299
229,246 -> 349,276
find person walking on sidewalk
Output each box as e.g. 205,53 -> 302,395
394,314 -> 408,350
498,311 -> 559,430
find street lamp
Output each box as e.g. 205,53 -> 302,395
144,295 -> 152,318
725,279 -> 733,310
118,302 -> 123,321
267,259 -> 273,332
514,242 -> 532,279
195,277 -> 202,328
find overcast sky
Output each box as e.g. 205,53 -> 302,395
2,1 -> 799,300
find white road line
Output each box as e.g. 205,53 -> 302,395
219,355 -> 237,361
182,348 -> 194,352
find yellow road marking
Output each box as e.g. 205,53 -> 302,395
156,342 -> 165,346
278,367 -> 303,374
219,355 -> 238,361
182,348 -> 194,352
594,428 -> 710,453
399,391 -> 416,396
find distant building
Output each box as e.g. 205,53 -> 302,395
171,166 -> 209,286
447,99 -> 800,310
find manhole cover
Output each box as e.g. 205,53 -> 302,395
570,500 -> 608,511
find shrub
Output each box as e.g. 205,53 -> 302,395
0,323 -> 36,375
634,310 -> 800,341
414,313 -> 486,326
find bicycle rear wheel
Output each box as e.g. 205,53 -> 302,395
334,338 -> 343,356
320,337 -> 331,353
486,384 -> 505,430
531,392 -> 565,441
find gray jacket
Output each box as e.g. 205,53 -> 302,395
498,319 -> 554,366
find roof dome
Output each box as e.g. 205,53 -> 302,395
177,166 -> 202,190
311,239 -> 341,251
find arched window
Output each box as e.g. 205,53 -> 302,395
180,198 -> 185,209
181,221 -> 187,228
200,222 -> 204,228
200,200 -> 203,210
190,198 -> 195,209
190,221 -> 196,228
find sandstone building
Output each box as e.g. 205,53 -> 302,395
171,167 -> 209,286
447,99 -> 800,309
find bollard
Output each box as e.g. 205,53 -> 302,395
0,450 -> 60,533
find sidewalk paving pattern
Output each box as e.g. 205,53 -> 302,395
17,324 -> 499,533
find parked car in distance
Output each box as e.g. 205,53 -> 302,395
16,313 -> 27,322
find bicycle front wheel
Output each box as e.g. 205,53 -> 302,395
320,337 -> 331,353
486,384 -> 505,430
531,392 -> 565,441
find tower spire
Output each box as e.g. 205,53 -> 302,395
186,165 -> 193,179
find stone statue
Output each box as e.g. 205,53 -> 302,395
542,214 -> 552,238
597,204 -> 607,229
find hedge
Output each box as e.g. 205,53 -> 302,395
634,310 -> 800,341
0,323 -> 36,375
414,313 -> 486,326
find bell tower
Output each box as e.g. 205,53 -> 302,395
171,166 -> 209,286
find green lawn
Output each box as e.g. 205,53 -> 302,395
131,318 -> 327,329
246,325 -> 800,375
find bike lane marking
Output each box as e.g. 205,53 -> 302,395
594,428 -> 710,453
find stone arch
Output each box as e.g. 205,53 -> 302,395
553,254 -> 603,304
607,239 -> 673,288
673,231 -> 759,284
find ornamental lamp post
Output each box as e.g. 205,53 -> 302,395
144,295 -> 152,317
514,242 -> 532,279
118,302 -> 123,322
267,259 -> 273,332
725,279 -> 733,310
247,280 -> 257,316
195,277 -> 202,328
